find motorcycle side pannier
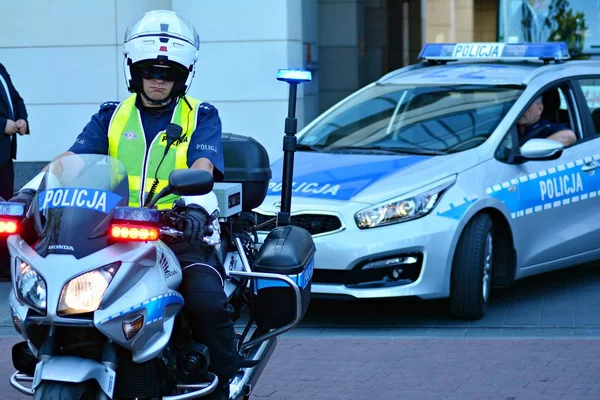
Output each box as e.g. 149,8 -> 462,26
251,225 -> 316,329
221,133 -> 272,212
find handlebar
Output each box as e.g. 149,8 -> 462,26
158,227 -> 220,246
159,227 -> 184,239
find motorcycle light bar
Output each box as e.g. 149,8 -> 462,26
418,42 -> 571,61
276,68 -> 312,84
113,206 -> 160,223
0,202 -> 25,218
111,224 -> 159,241
0,219 -> 18,234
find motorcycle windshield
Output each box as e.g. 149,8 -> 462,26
30,154 -> 130,259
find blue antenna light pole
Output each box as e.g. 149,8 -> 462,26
275,69 -> 313,227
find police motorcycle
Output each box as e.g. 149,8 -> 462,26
4,69 -> 315,399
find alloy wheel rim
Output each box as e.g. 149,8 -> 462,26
482,232 -> 493,303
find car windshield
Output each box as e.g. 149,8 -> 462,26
298,83 -> 524,154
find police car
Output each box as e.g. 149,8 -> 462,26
255,42 -> 600,320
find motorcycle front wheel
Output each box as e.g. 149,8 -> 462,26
34,381 -> 95,400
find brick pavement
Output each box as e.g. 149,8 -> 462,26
1,260 -> 600,399
0,336 -> 22,400
253,338 -> 600,400
1,336 -> 599,399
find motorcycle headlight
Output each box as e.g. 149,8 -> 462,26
355,177 -> 456,229
15,258 -> 47,315
58,262 -> 120,316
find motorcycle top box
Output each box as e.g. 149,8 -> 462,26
251,225 -> 316,330
221,133 -> 272,212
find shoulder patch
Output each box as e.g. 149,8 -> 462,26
198,102 -> 216,114
196,102 -> 219,123
100,101 -> 120,111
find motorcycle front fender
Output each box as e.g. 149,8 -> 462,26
33,356 -> 116,398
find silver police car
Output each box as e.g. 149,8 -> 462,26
255,42 -> 600,320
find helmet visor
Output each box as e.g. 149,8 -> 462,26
139,65 -> 178,81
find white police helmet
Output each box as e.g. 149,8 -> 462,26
123,10 -> 200,101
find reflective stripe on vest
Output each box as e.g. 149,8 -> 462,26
107,94 -> 201,209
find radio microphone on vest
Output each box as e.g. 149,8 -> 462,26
145,123 -> 184,207
164,123 -> 183,155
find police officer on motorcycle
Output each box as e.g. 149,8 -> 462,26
12,10 -> 237,400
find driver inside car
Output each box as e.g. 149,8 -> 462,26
517,95 -> 577,147
9,10 -> 237,400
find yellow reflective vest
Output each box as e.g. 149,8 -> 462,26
107,94 -> 201,209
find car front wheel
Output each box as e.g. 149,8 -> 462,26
449,213 -> 493,320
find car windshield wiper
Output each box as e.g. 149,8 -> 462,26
374,146 -> 448,156
329,146 -> 447,156
296,143 -> 325,152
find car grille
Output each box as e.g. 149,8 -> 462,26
255,212 -> 343,236
312,253 -> 423,288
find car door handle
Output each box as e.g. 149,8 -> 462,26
582,161 -> 600,172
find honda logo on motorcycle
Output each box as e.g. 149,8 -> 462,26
48,244 -> 75,252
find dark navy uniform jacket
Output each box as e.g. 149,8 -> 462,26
518,118 -> 569,147
69,95 -> 225,181
0,63 -> 29,165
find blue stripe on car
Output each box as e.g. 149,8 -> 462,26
487,154 -> 600,218
268,152 -> 430,201
437,195 -> 478,219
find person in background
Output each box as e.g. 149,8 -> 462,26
0,62 -> 29,201
517,96 -> 577,147
0,62 -> 29,279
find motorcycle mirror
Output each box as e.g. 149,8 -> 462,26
144,169 -> 214,209
168,169 -> 215,197
147,169 -> 214,208
275,68 -> 313,227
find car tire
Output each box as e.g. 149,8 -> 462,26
449,213 -> 493,320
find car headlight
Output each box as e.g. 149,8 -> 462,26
58,262 -> 120,316
15,258 -> 47,315
355,177 -> 456,229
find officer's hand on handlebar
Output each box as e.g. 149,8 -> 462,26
174,204 -> 213,243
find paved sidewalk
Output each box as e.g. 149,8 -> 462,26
252,338 -> 600,400
1,336 -> 599,399
1,261 -> 600,399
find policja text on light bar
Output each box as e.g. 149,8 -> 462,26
418,42 -> 571,62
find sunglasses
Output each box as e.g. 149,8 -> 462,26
140,66 -> 177,81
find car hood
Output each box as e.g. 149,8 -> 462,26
265,150 -> 480,206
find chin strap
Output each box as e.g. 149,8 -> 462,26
140,89 -> 174,107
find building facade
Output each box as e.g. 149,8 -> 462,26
4,0 -> 591,185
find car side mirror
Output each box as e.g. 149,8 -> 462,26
168,169 -> 214,196
515,138 -> 564,163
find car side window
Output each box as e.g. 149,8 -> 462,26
576,78 -> 600,134
538,84 -> 577,135
495,83 -> 580,162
